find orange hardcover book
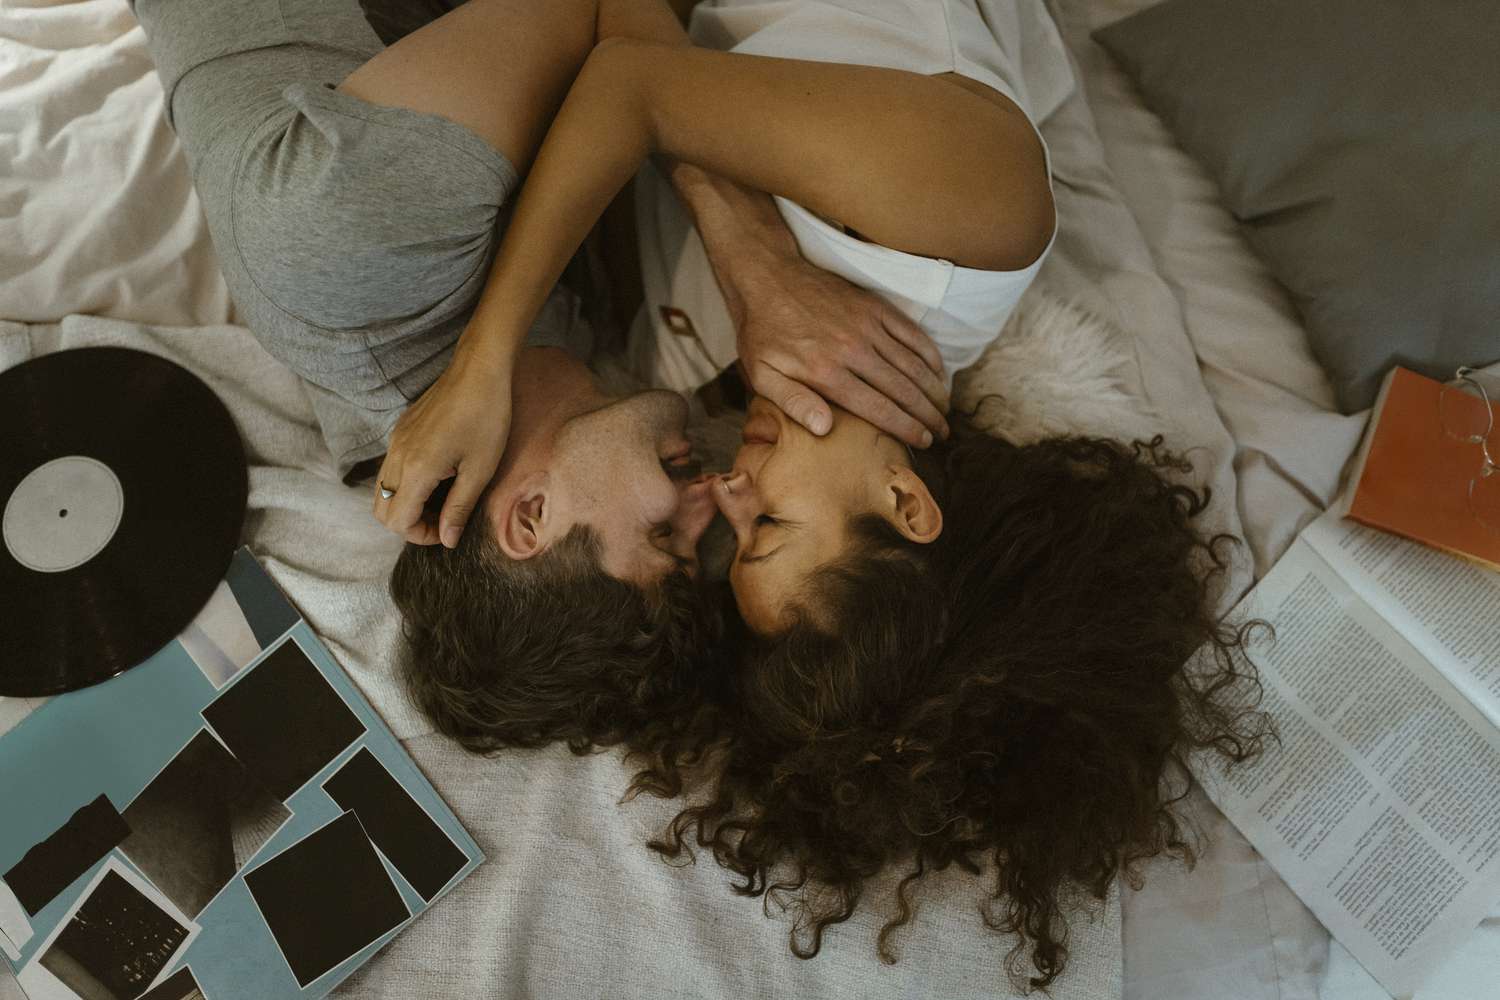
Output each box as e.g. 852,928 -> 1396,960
1335,366 -> 1500,572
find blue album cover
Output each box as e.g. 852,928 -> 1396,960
0,547 -> 484,999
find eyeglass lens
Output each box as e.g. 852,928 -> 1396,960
1440,370 -> 1500,532
1439,375 -> 1493,443
1471,455 -> 1500,533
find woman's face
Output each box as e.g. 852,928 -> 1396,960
714,396 -> 942,633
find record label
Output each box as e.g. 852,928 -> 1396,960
3,455 -> 124,572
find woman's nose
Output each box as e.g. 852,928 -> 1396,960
712,470 -> 762,547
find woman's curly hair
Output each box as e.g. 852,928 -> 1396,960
628,422 -> 1274,993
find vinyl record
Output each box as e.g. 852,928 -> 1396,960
0,347 -> 247,696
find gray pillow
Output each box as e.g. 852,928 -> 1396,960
1093,0 -> 1500,412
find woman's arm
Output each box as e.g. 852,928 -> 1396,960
383,34 -> 1051,549
455,38 -> 1054,375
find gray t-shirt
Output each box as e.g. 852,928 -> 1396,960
127,0 -> 595,485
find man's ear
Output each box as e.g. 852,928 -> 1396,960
881,465 -> 943,544
493,471 -> 553,560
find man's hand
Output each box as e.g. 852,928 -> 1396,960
727,254 -> 950,447
373,351 -> 513,549
662,159 -> 949,445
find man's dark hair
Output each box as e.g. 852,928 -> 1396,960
389,489 -> 722,756
635,423 -> 1274,993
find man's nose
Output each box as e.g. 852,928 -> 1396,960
668,476 -> 719,554
712,470 -> 762,548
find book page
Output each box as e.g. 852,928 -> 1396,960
1194,539 -> 1500,999
1302,508 -> 1500,730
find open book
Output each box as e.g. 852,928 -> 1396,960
1193,506 -> 1500,1000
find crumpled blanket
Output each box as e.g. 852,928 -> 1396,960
0,0 -> 234,328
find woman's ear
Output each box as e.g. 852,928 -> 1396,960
494,472 -> 552,560
882,466 -> 943,543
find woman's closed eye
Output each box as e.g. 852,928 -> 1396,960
739,513 -> 794,565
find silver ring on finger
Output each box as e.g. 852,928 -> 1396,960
379,482 -> 397,500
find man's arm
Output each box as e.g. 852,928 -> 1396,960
661,160 -> 951,441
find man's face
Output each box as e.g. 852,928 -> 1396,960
550,389 -> 717,585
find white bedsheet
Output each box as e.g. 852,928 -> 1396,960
9,0 -> 1475,997
0,0 -> 233,327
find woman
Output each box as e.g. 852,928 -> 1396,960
643,406 -> 1273,990
355,0 -> 1068,768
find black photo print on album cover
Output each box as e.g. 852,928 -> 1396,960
137,965 -> 207,1000
322,747 -> 467,902
3,794 -> 129,916
243,811 -> 409,988
200,637 -> 365,802
120,728 -> 291,918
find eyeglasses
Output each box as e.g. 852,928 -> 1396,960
1438,366 -> 1500,533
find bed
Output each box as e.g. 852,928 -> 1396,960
2,0 -> 1495,997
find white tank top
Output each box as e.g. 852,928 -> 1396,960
627,0 -> 1076,394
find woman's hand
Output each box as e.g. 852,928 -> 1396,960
372,352 -> 513,548
728,254 -> 951,447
